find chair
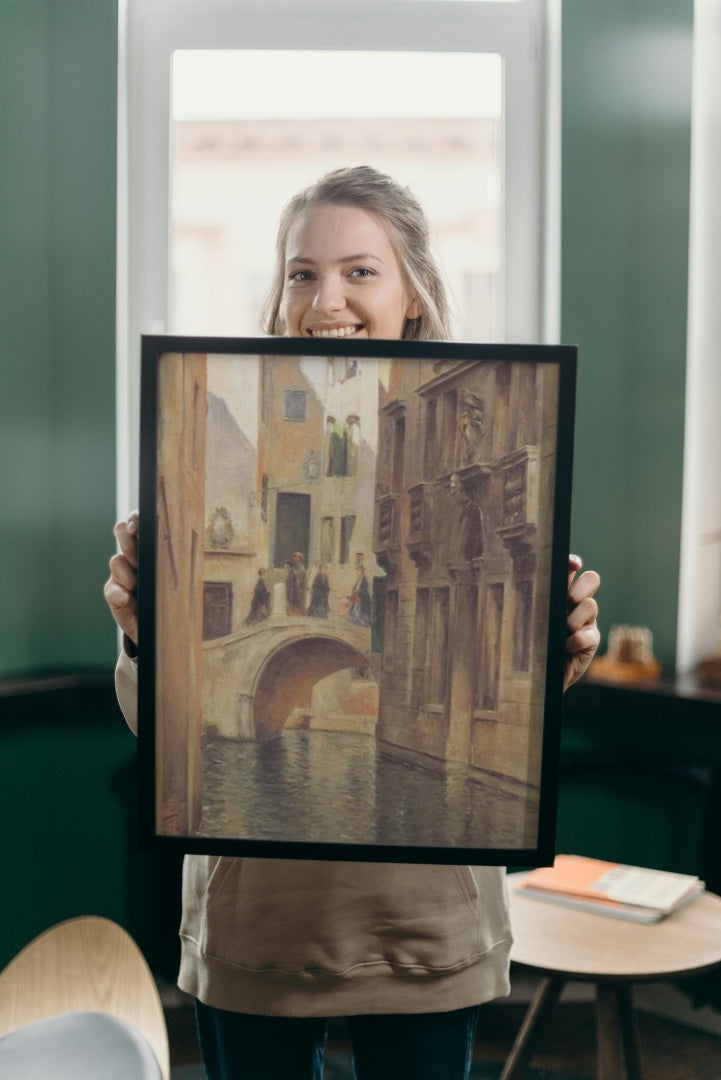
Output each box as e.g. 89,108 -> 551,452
0,915 -> 170,1079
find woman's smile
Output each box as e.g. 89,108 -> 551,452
306,323 -> 365,339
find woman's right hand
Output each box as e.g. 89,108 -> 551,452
104,510 -> 139,646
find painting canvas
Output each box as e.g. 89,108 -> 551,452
137,336 -> 576,864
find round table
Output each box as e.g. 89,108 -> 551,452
502,872 -> 721,1080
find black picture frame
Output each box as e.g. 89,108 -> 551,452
138,335 -> 576,865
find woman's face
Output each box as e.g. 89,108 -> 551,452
281,203 -> 420,340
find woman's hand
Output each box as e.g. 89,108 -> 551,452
103,510 -> 139,646
564,554 -> 601,691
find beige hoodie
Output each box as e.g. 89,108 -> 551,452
116,651 -> 512,1016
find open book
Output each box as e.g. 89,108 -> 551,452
515,854 -> 705,923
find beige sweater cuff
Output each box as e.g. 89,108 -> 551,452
115,647 -> 139,735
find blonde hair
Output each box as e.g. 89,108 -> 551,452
262,165 -> 453,341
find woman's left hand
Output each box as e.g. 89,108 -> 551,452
564,555 -> 601,691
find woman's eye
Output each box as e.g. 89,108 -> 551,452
288,270 -> 313,283
349,267 -> 375,279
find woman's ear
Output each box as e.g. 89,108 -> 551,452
406,296 -> 423,320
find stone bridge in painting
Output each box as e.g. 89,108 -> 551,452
201,615 -> 376,740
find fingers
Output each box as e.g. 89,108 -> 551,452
108,549 -> 137,589
567,553 -> 583,589
103,574 -> 138,643
105,511 -> 140,645
565,622 -> 601,659
564,557 -> 601,690
113,510 -> 139,568
568,567 -> 601,610
567,563 -> 601,639
103,573 -> 135,617
566,590 -> 599,636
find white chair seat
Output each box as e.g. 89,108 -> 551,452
0,1011 -> 162,1079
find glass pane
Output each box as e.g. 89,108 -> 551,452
170,50 -> 503,340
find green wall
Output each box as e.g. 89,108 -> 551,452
0,0 -> 118,676
0,0 -> 128,970
562,0 -> 693,670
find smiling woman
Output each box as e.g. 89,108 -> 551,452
263,168 -> 451,342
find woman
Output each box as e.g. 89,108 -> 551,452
106,166 -> 600,1080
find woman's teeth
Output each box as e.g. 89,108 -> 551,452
310,325 -> 360,338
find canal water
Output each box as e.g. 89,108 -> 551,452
199,729 -> 538,853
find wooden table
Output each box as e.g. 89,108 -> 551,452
503,873 -> 721,1080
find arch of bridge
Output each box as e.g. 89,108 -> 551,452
204,616 -> 374,739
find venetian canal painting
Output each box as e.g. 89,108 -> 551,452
140,338 -> 575,863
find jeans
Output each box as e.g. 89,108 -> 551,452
195,999 -> 481,1080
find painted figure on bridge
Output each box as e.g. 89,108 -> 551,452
285,553 -> 307,616
244,568 -> 270,625
307,564 -> 331,618
348,564 -> 372,627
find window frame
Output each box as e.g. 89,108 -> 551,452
117,0 -> 558,512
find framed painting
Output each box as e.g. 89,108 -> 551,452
137,336 -> 576,865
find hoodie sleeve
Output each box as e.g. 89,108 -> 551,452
115,643 -> 139,736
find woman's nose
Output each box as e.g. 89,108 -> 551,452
312,274 -> 345,314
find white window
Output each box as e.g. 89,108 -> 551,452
677,0 -> 721,674
169,49 -> 504,341
117,0 -> 558,510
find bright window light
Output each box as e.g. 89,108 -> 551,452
173,50 -> 502,121
170,50 -> 503,341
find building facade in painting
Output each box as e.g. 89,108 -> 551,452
199,352 -> 385,742
201,353 -> 384,639
257,353 -> 382,594
374,357 -> 558,792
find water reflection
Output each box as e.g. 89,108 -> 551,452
199,730 -> 538,851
